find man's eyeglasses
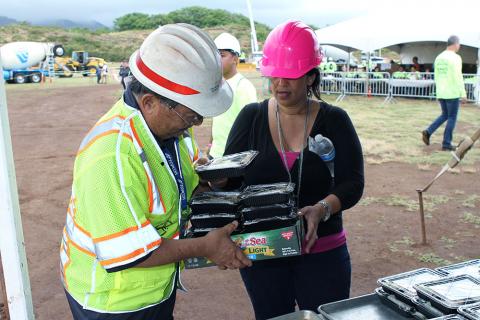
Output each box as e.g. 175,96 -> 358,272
168,106 -> 203,127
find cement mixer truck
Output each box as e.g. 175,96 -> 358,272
1,42 -> 64,84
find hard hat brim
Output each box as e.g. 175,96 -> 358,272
129,50 -> 233,118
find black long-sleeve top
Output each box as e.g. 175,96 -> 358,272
224,99 -> 364,237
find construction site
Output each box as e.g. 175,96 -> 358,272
1,2 -> 480,320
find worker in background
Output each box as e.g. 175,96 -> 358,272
118,60 -> 130,89
208,32 -> 257,158
60,24 -> 251,320
325,57 -> 337,74
96,64 -> 102,84
100,63 -> 108,84
422,35 -> 467,151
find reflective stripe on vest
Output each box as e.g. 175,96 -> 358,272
183,128 -> 199,163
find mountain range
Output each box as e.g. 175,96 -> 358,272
0,16 -> 108,30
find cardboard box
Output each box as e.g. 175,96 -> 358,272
185,220 -> 303,269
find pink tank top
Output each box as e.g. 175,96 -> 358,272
279,151 -> 300,171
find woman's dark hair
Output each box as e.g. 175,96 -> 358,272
128,75 -> 179,108
306,68 -> 321,100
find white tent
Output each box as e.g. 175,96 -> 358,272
315,7 -> 480,66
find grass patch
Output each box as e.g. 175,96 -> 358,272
462,212 -> 480,226
462,195 -> 480,208
417,253 -> 452,266
359,194 -> 449,214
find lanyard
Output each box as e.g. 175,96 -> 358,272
162,139 -> 188,211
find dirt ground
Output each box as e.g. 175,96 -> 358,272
1,83 -> 479,319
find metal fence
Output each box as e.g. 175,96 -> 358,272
319,72 -> 480,104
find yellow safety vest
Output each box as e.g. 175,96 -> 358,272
60,99 -> 199,313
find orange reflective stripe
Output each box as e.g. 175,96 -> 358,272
99,238 -> 162,267
129,119 -> 143,148
93,220 -> 151,243
69,237 -> 96,257
77,130 -> 133,155
146,170 -> 154,213
169,231 -> 180,239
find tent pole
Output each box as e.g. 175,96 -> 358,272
347,51 -> 351,72
0,50 -> 35,320
476,47 -> 480,105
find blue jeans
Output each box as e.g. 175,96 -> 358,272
240,244 -> 351,320
426,98 -> 460,148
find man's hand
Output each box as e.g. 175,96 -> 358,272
461,97 -> 467,104
298,204 -> 324,254
203,221 -> 252,269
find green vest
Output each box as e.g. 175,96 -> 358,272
434,50 -> 467,99
61,99 -> 199,313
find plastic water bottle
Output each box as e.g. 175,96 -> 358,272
308,134 -> 335,178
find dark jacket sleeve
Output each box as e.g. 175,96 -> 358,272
328,108 -> 364,210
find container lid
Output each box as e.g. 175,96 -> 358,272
414,275 -> 480,310
437,260 -> 480,280
378,268 -> 446,300
240,182 -> 295,199
195,150 -> 258,172
458,302 -> 480,320
190,191 -> 241,205
190,213 -> 238,220
430,315 -> 470,319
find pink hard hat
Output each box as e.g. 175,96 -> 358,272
260,20 -> 323,79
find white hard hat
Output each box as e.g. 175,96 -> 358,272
214,32 -> 241,56
129,23 -> 233,118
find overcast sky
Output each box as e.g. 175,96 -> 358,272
3,0 -> 474,28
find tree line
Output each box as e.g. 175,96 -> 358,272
113,6 -> 271,41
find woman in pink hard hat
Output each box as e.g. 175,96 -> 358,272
223,21 -> 364,318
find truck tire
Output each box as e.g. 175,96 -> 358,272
14,74 -> 27,84
31,73 -> 42,83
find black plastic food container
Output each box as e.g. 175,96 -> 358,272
414,275 -> 480,314
195,150 -> 258,180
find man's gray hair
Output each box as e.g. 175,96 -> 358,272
447,35 -> 460,46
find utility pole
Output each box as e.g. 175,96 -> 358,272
246,0 -> 259,53
0,50 -> 35,320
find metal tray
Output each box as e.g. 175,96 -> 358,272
437,260 -> 480,280
414,275 -> 480,314
458,302 -> 480,320
269,310 -> 325,320
378,268 -> 446,303
195,150 -> 258,180
318,293 -> 413,319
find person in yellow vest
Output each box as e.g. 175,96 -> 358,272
60,24 -> 251,320
208,32 -> 257,158
422,35 -> 467,151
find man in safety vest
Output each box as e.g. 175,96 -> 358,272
422,35 -> 467,151
208,32 -> 257,158
60,24 -> 251,320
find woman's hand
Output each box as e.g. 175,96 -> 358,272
298,204 -> 325,254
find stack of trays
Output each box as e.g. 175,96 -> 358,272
458,302 -> 480,319
239,183 -> 298,234
188,183 -> 298,236
189,191 -> 241,237
195,150 -> 258,180
437,260 -> 480,280
413,275 -> 480,315
378,268 -> 447,304
378,268 -> 447,318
